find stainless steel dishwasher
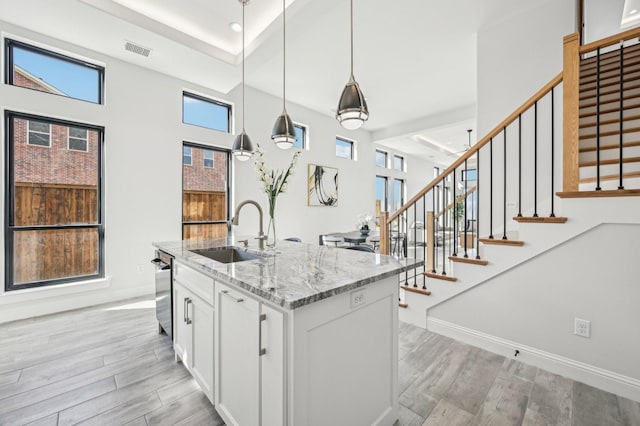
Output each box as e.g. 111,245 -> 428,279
151,250 -> 173,339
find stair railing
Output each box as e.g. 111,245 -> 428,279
563,28 -> 640,193
381,72 -> 563,295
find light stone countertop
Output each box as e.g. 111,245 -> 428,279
153,237 -> 423,310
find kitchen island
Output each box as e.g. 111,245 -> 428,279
154,238 -> 422,426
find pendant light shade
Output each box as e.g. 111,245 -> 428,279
271,0 -> 297,149
336,0 -> 368,130
232,129 -> 254,161
231,0 -> 255,160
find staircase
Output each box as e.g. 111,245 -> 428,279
380,27 -> 640,321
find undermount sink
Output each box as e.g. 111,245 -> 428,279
190,246 -> 265,264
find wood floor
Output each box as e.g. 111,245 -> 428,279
0,298 -> 638,425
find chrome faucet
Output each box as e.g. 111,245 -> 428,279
231,200 -> 266,250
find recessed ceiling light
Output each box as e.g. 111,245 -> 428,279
230,22 -> 242,33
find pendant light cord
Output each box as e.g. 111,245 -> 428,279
350,0 -> 354,78
242,0 -> 246,131
282,0 -> 286,111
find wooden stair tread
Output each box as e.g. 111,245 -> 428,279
579,114 -> 640,129
581,56 -> 640,77
580,92 -> 640,110
580,103 -> 640,118
580,156 -> 640,167
399,303 -> 408,309
579,140 -> 640,153
448,256 -> 489,266
478,238 -> 525,246
580,44 -> 640,68
401,285 -> 432,296
578,170 -> 640,184
513,216 -> 568,223
580,81 -> 640,100
580,73 -> 640,90
580,126 -> 640,140
557,188 -> 640,198
424,272 -> 457,282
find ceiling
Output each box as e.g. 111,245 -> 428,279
0,0 -> 549,165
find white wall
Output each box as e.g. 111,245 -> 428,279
584,0 -> 626,44
0,19 -> 433,322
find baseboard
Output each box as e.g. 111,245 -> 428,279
426,317 -> 640,403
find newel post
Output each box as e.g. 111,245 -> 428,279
563,32 -> 581,192
379,212 -> 389,255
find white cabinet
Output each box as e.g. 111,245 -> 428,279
214,281 -> 284,426
173,261 -> 214,403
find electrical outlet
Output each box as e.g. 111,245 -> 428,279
350,289 -> 366,309
574,318 -> 591,338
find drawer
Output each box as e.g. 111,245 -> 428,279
174,261 -> 214,305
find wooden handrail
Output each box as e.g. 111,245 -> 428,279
387,72 -> 563,224
434,186 -> 477,220
580,26 -> 640,54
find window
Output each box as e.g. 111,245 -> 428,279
336,137 -> 354,160
28,120 -> 51,147
183,146 -> 192,166
393,179 -> 405,211
293,124 -> 307,149
183,143 -> 231,240
434,166 -> 440,178
375,150 -> 388,168
68,127 -> 88,151
203,150 -> 214,168
394,155 -> 404,171
182,92 -> 231,132
462,169 -> 477,181
5,112 -> 104,290
375,176 -> 388,225
6,39 -> 104,104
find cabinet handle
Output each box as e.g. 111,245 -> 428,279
221,290 -> 244,303
258,313 -> 267,356
183,297 -> 188,323
185,298 -> 192,325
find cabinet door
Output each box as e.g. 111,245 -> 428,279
261,303 -> 284,426
174,282 -> 192,368
215,282 -> 260,426
191,296 -> 214,403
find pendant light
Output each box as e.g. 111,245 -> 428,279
232,0 -> 254,161
271,0 -> 296,149
336,0 -> 368,130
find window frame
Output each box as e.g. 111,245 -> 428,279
462,169 -> 478,181
393,178 -> 405,210
182,91 -> 232,133
5,38 -> 105,104
293,123 -> 307,149
203,149 -> 214,168
336,136 -> 355,160
375,150 -> 388,168
181,142 -> 232,239
375,175 -> 389,226
27,120 -> 51,148
183,146 -> 193,166
393,154 -> 405,171
4,111 -> 105,291
68,127 -> 88,152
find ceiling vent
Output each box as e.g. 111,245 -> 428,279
125,41 -> 151,58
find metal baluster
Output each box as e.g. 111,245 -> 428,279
422,195 -> 427,289
464,159 -> 468,258
476,149 -> 481,259
596,47 -> 602,191
489,137 -> 494,239
550,87 -> 556,217
517,114 -> 522,217
432,189 -> 437,273
534,101 -> 538,217
441,178 -> 447,276
412,203 -> 417,287
503,127 -> 508,240
452,166 -> 457,257
619,41 -> 625,190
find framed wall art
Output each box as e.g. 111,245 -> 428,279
308,164 -> 338,206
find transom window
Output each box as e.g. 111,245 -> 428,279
204,150 -> 214,168
336,137 -> 355,160
394,155 -> 405,171
182,92 -> 231,133
68,127 -> 88,151
6,39 -> 104,104
375,150 -> 388,168
28,120 -> 51,147
294,124 -> 307,149
183,146 -> 192,166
